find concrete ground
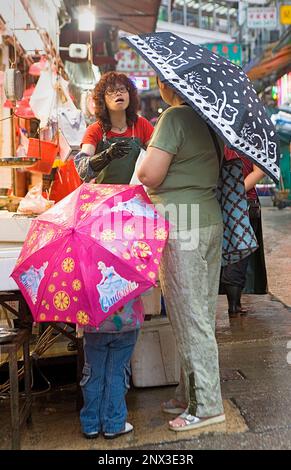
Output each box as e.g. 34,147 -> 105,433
262,204 -> 291,308
0,203 -> 291,450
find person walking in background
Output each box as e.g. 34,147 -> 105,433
137,77 -> 225,431
74,71 -> 153,184
220,147 -> 268,317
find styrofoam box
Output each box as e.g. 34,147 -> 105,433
131,316 -> 181,387
0,244 -> 22,291
0,211 -> 32,242
141,285 -> 161,316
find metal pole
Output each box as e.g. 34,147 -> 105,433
227,5 -> 230,35
198,0 -> 202,29
11,112 -> 16,194
168,0 -> 172,23
213,7 -> 216,32
183,0 -> 187,26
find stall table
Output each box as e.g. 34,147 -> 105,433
0,235 -> 84,449
0,328 -> 32,449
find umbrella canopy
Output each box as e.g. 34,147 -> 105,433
123,32 -> 280,182
11,184 -> 169,328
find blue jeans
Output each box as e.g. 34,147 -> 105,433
80,330 -> 138,434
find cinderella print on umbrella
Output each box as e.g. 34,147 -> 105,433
96,261 -> 139,313
123,32 -> 280,182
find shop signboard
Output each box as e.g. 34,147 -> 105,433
280,5 -> 291,25
130,76 -> 150,91
203,43 -> 242,66
115,49 -> 139,72
228,1 -> 268,3
116,43 -> 155,75
247,7 -> 277,29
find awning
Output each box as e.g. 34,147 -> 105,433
96,0 -> 161,34
247,27 -> 291,89
247,44 -> 291,82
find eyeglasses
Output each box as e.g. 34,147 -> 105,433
105,86 -> 129,96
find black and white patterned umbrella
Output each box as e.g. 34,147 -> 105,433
123,32 -> 280,182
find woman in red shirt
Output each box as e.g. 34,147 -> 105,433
74,72 -> 153,440
74,71 -> 153,184
220,147 -> 268,316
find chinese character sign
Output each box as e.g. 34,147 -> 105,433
247,7 -> 277,29
203,43 -> 242,66
116,47 -> 153,73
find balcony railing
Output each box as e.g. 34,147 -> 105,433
158,2 -> 238,35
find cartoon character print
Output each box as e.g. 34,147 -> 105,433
184,71 -> 238,126
19,262 -> 48,304
96,262 -> 139,313
111,196 -> 157,219
240,125 -> 277,162
145,36 -> 188,69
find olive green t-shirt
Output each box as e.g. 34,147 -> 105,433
148,105 -> 223,230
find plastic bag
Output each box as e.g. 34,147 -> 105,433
29,71 -> 77,128
49,160 -> 81,203
58,107 -> 87,147
17,183 -> 53,215
130,148 -> 147,185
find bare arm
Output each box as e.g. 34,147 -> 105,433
81,143 -> 95,156
137,146 -> 173,189
244,164 -> 265,192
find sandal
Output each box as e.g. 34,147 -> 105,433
169,411 -> 225,432
161,399 -> 187,415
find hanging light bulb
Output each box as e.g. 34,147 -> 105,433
78,5 -> 96,32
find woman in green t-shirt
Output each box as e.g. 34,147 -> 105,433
137,78 -> 225,432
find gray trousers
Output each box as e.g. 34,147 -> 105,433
159,223 -> 224,417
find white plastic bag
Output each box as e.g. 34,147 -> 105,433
29,70 -> 56,128
17,183 -> 53,215
58,130 -> 72,162
130,148 -> 147,185
58,107 -> 86,147
29,71 -> 78,128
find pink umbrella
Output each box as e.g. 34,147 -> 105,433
11,184 -> 169,328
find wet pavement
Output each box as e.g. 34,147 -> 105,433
262,205 -> 291,307
0,203 -> 291,450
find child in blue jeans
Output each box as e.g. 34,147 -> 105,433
80,297 -> 144,439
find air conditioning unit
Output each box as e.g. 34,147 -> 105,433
69,43 -> 88,59
4,68 -> 24,101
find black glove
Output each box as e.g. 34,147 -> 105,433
89,140 -> 131,172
